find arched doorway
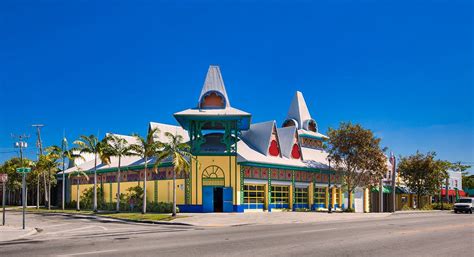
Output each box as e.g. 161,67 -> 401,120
202,165 -> 232,212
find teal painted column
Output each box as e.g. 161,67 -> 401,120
267,168 -> 272,212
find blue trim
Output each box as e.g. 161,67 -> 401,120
242,203 -> 264,210
178,205 -> 203,213
269,203 -> 289,209
233,205 -> 244,212
312,203 -> 326,210
293,203 -> 309,210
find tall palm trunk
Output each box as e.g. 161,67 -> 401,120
48,172 -> 51,210
116,157 -> 121,212
43,173 -> 48,206
76,181 -> 80,211
142,156 -> 148,214
62,156 -> 66,210
93,153 -> 97,212
36,176 -> 40,209
172,169 -> 177,217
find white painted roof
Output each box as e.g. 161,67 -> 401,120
174,106 -> 250,117
149,122 -> 189,143
241,121 -> 275,156
276,126 -> 298,159
237,140 -> 326,169
199,65 -> 231,108
300,147 -> 330,169
298,129 -> 329,140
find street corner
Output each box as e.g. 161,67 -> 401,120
0,226 -> 39,242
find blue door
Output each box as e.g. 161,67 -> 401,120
202,186 -> 214,212
223,187 -> 233,212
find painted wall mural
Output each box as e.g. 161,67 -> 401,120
242,166 -> 341,184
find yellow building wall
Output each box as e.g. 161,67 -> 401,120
70,184 -> 93,202
71,179 -> 185,205
308,183 -> 314,206
190,155 -> 238,205
331,187 -> 337,207
289,185 -> 294,209
338,187 -> 343,208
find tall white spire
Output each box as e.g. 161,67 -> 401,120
286,91 -> 312,129
198,65 -> 231,108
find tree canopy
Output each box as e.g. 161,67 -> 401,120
327,122 -> 388,197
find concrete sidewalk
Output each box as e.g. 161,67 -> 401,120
177,211 -> 392,227
0,226 -> 38,242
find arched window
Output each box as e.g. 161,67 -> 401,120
202,165 -> 225,186
282,119 -> 298,128
200,91 -> 226,109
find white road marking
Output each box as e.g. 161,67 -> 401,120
299,228 -> 337,234
56,249 -> 117,256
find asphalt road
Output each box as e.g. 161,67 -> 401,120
0,212 -> 472,257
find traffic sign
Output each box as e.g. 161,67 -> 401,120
16,167 -> 31,173
0,174 -> 7,183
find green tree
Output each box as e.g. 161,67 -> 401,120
327,122 -> 388,210
398,152 -> 449,209
74,135 -> 109,212
156,132 -> 194,217
130,128 -> 162,214
38,147 -> 62,210
0,157 -> 33,205
103,134 -> 136,212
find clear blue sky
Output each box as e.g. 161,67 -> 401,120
1,1 -> 472,172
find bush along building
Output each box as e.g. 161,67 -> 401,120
61,65 -> 345,213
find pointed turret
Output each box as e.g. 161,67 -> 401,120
198,65 -> 230,109
285,91 -> 312,129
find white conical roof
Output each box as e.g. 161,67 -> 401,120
286,91 -> 312,129
198,65 -> 230,108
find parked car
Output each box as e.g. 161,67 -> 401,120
453,197 -> 473,214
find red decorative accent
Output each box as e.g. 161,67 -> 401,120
253,168 -> 260,178
291,144 -> 301,159
286,171 -> 292,179
271,169 -> 278,179
261,169 -> 268,178
279,170 -> 285,179
269,140 -> 280,156
244,168 -> 251,177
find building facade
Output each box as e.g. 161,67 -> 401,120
63,65 -> 345,212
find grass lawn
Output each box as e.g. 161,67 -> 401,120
99,213 -> 183,222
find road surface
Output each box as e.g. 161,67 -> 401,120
0,211 -> 472,257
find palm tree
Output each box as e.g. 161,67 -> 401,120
103,134 -> 136,212
49,139 -> 84,210
74,135 -> 109,212
156,132 -> 194,217
69,167 -> 89,211
130,128 -> 162,214
38,148 -> 61,210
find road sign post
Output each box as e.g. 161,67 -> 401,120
1,174 -> 8,226
16,168 -> 30,229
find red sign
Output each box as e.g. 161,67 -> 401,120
0,173 -> 7,183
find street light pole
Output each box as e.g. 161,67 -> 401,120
328,158 -> 332,214
13,137 -> 28,230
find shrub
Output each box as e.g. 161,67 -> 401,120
420,204 -> 433,210
147,202 -> 176,213
401,204 -> 412,211
432,202 -> 453,210
343,208 -> 355,213
125,186 -> 144,212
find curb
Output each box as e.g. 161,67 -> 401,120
0,227 -> 38,242
20,211 -> 194,226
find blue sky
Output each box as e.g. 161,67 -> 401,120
1,1 -> 472,172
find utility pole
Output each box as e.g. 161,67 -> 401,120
12,134 -> 30,230
32,124 -> 44,209
390,152 -> 397,212
379,177 -> 384,213
61,135 -> 67,210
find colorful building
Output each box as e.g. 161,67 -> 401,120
62,65 -> 344,212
